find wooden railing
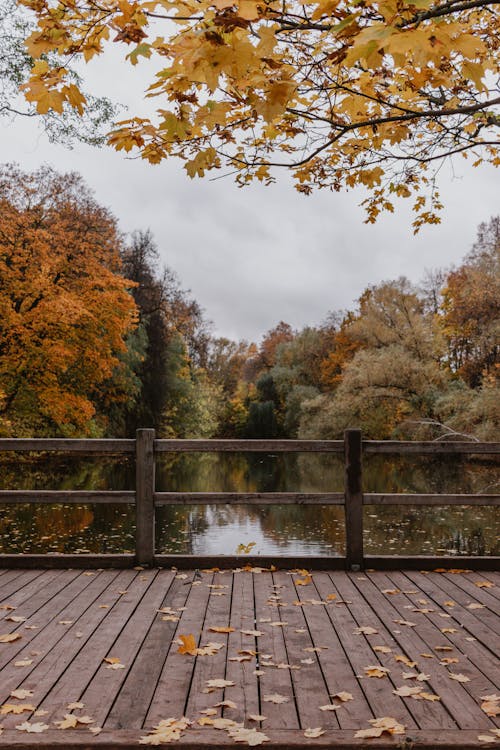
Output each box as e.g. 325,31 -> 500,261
0,429 -> 498,570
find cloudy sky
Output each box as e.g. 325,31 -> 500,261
1,46 -> 498,342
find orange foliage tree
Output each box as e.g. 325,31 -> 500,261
0,164 -> 139,436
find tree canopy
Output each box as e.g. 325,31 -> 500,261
19,0 -> 500,227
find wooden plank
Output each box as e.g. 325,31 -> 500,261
364,441 -> 500,454
185,571 -> 234,720
154,439 -> 344,453
344,429 -> 363,571
252,571 -> 300,729
154,492 -> 345,505
0,554 -> 135,569
365,493 -> 500,506
441,571 -> 500,612
154,555 -> 346,570
0,491 -> 135,504
76,570 -> 176,728
272,570 -> 339,730
364,556 -> 500,571
0,727 -> 499,749
31,570 -> 155,721
316,574 -> 420,730
0,570 -> 44,599
0,438 -> 135,453
135,428 -> 155,567
294,572 -> 373,729
0,571 -> 125,706
223,570 -> 260,724
386,571 -> 500,698
106,574 -> 190,729
146,570 -> 216,725
346,571 -> 492,730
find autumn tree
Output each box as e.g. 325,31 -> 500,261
19,0 -> 500,227
0,0 -> 116,144
0,164 -> 139,436
440,216 -> 500,387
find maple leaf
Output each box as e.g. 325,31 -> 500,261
331,692 -> 353,702
395,655 -> 416,668
295,574 -> 312,586
228,726 -> 270,745
248,714 -> 267,722
209,626 -> 235,633
6,615 -> 27,623
203,679 -> 235,692
393,686 -> 424,697
15,721 -> 49,733
1,704 -> 36,715
467,603 -> 485,610
354,626 -> 378,635
10,690 -> 34,700
304,727 -> 325,738
449,673 -> 471,683
364,665 -> 390,678
263,693 -> 289,704
373,646 -> 392,654
67,702 -> 84,710
477,735 -> 497,743
480,695 -> 500,717
0,632 -> 22,643
474,581 -> 494,588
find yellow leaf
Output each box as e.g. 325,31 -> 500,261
0,632 -> 22,643
177,634 -> 198,655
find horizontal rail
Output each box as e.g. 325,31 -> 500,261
0,490 -> 135,504
364,493 -> 500,505
154,439 -> 344,453
0,438 -> 135,453
154,492 -> 345,505
364,440 -> 500,454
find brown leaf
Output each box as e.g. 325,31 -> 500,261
15,721 -> 49,733
263,693 -> 289,704
331,692 -> 353,702
209,626 -> 235,633
373,645 -> 392,653
353,626 -> 378,635
10,689 -> 34,700
395,654 -> 417,668
474,581 -> 494,588
0,632 -> 22,643
364,665 -> 390,678
248,714 -> 267,722
304,727 -> 325,737
1,703 -> 36,715
227,726 -> 270,745
448,672 -> 470,683
203,678 -> 235,692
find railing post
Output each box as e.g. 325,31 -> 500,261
136,428 -> 155,566
344,428 -> 364,571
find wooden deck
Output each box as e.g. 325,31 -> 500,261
0,566 -> 498,749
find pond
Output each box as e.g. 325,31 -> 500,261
0,452 -> 498,557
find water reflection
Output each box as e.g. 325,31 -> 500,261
0,452 -> 498,556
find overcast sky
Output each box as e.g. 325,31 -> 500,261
1,48 -> 498,342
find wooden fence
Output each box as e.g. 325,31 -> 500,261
0,429 -> 498,570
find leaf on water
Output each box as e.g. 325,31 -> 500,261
0,633 -> 22,643
449,673 -> 470,683
304,727 -> 325,737
15,721 -> 49,733
10,690 -> 33,700
353,626 -> 378,635
263,693 -> 289,704
1,704 -> 36,715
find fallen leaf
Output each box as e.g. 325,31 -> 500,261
420,653 -> 434,658
443,601 -> 456,607
393,620 -> 416,627
263,693 -> 289,704
227,726 -> 270,745
393,686 -> 424,697
373,645 -> 392,654
103,657 -> 122,664
209,626 -> 235,633
203,679 -> 235,692
1,704 -> 36,715
89,726 -> 102,735
55,714 -> 94,729
467,603 -> 485,610
319,704 -> 340,711
270,622 -> 288,627
58,621 -> 73,625
214,700 -> 238,709
296,575 -> 312,586
34,710 -> 48,716
0,604 -> 16,610
15,721 -> 49,733
0,633 -> 22,643
304,727 -> 325,738
449,673 -> 470,683
10,690 -> 34,700
395,655 -> 417,668
439,657 -> 459,665
106,663 -> 126,670
5,615 -> 26,623
354,626 -> 378,635
418,692 -> 441,702
331,692 -> 353,702
434,645 -> 453,651
477,735 -> 496,743
241,629 -> 263,637
474,581 -> 494,588
301,658 -> 314,665
67,702 -> 84,710
480,695 -> 500,717
382,589 -> 400,595
364,665 -> 390,678
402,672 -> 429,682
326,594 -> 336,601
14,659 -> 33,667
248,714 -> 267,722
441,628 -> 458,633
356,717 -> 405,738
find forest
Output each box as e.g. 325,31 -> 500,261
0,164 -> 498,442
